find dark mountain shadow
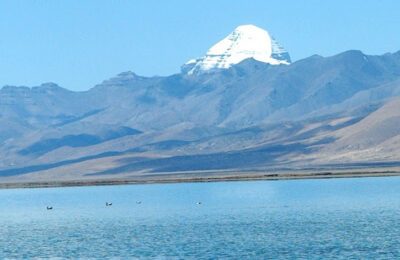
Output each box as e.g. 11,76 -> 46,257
89,138 -> 335,175
18,126 -> 142,156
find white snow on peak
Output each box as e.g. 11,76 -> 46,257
183,24 -> 291,74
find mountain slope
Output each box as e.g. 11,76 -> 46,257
1,25 -> 400,181
307,93 -> 400,164
1,50 -> 400,174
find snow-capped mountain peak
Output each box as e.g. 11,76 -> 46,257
182,24 -> 291,74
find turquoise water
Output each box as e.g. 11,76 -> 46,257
1,177 -> 400,259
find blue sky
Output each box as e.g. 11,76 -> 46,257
1,0 -> 400,91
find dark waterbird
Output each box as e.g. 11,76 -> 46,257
46,206 -> 53,210
105,202 -> 112,206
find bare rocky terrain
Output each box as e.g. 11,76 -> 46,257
1,50 -> 400,184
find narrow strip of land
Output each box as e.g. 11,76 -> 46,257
1,169 -> 400,189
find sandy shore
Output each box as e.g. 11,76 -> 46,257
1,169 -> 400,189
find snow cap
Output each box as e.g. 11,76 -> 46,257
182,24 -> 291,74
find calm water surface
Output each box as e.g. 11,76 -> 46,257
1,177 -> 400,259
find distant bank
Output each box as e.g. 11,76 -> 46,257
1,168 -> 400,189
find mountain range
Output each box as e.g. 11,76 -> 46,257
1,25 -> 400,183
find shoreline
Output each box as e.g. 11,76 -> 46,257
1,170 -> 400,189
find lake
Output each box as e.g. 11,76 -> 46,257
1,177 -> 400,259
